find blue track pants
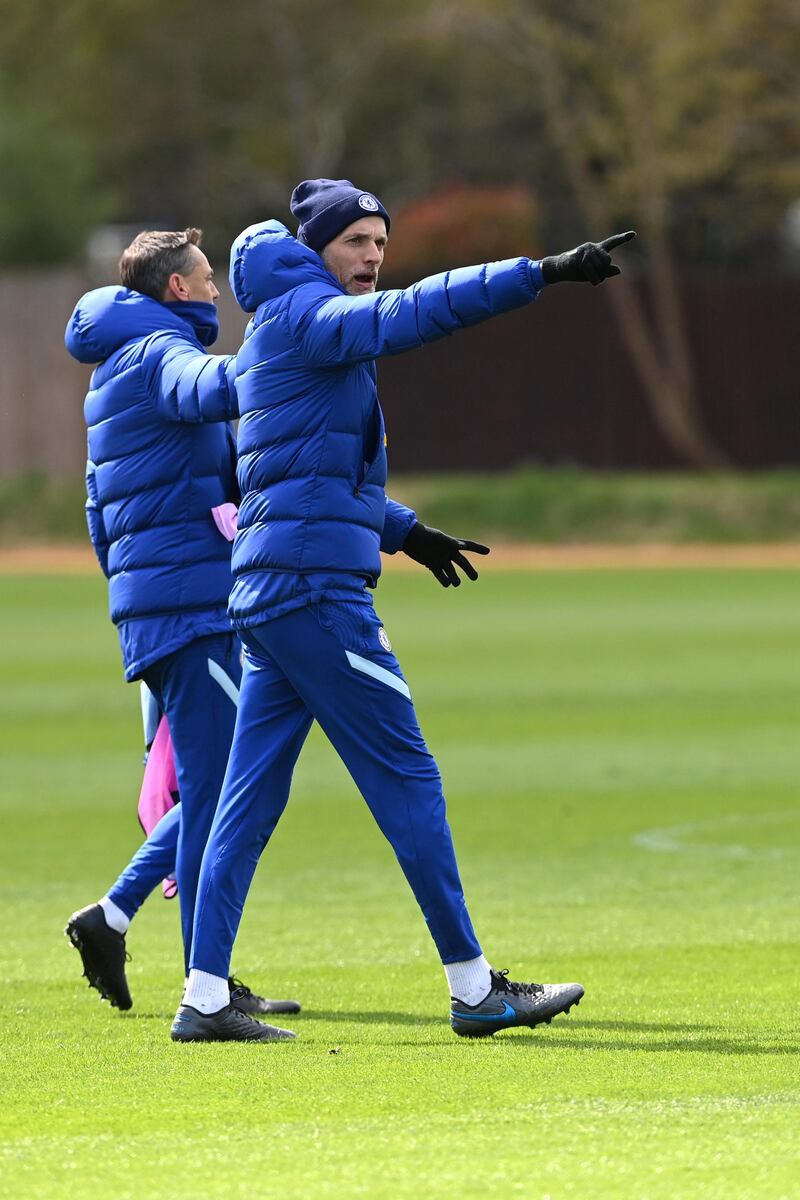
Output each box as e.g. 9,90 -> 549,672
190,600 -> 481,978
109,633 -> 241,971
107,802 -> 181,919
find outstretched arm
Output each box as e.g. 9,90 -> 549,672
291,233 -> 636,368
144,334 -> 239,423
290,257 -> 542,367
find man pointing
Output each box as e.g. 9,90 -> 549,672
173,179 -> 634,1042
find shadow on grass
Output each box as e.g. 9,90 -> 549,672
291,1009 -> 436,1026
119,1012 -> 184,1021
121,1009 -> 435,1026
567,1019 -> 721,1033
505,1027 -> 795,1056
118,1013 -> 797,1054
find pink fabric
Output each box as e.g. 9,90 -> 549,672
137,716 -> 179,899
211,502 -> 239,541
137,502 -> 236,899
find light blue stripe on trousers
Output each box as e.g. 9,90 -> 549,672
208,658 -> 240,705
345,650 -> 411,699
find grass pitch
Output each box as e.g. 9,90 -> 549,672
0,566 -> 798,1199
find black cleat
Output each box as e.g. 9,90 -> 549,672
65,903 -> 133,1011
228,975 -> 302,1016
450,969 -> 583,1038
171,994 -> 297,1043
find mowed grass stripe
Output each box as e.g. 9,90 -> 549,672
0,569 -> 798,1199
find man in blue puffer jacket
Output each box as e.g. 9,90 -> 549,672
173,182 -> 634,1042
63,229 -> 297,1035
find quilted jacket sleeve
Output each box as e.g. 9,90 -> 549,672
85,457 -> 110,579
381,496 -> 417,554
143,333 -> 239,422
290,258 -> 541,368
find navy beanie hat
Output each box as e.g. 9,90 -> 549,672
290,178 -> 390,252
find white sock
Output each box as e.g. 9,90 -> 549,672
98,896 -> 130,934
444,954 -> 492,1006
183,969 -> 230,1015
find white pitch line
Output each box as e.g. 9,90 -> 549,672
632,812 -> 794,861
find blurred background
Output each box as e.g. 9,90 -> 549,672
1,0 -> 799,542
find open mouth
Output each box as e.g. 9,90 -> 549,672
353,274 -> 376,289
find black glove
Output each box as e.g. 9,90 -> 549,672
541,230 -> 636,286
402,522 -> 490,587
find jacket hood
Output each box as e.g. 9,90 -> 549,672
65,287 -> 219,364
229,220 -> 339,313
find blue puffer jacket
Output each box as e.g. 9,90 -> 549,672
65,287 -> 239,680
227,221 -> 543,628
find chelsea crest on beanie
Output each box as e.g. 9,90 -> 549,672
290,178 -> 390,252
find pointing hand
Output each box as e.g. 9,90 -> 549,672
541,231 -> 636,286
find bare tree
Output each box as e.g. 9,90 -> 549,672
445,0 -> 800,466
528,2 -> 727,467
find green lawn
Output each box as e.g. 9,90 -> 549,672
0,568 -> 798,1199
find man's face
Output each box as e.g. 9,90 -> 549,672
320,217 -> 388,296
168,246 -> 219,303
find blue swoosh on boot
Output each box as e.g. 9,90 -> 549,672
450,1000 -> 516,1023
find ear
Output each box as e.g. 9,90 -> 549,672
165,272 -> 188,301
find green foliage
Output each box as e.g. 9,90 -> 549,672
393,468 -> 800,543
4,469 -> 800,546
0,0 -> 797,267
0,473 -> 89,542
0,115 -> 109,265
452,0 -> 800,262
1,569 -> 798,1197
